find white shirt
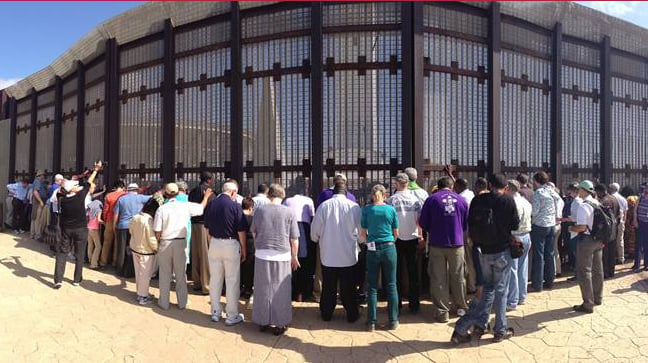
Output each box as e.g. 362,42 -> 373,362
283,194 -> 315,223
459,189 -> 475,207
386,190 -> 422,239
153,199 -> 204,240
569,196 -> 583,239
311,194 -> 361,268
612,192 -> 628,222
574,195 -> 597,235
252,194 -> 270,209
512,193 -> 532,235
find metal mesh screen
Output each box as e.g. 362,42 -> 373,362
175,22 -> 232,173
561,41 -> 600,170
84,82 -> 105,165
242,6 -> 310,38
119,41 -> 163,172
324,2 -> 400,27
61,94 -> 77,172
423,5 -> 487,170
85,60 -> 105,85
35,105 -> 55,173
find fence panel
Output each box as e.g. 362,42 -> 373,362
61,76 -> 78,173
84,60 -> 105,166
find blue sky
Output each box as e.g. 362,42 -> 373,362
0,1 -> 144,89
1,1 -> 648,90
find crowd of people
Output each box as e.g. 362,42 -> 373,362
4,163 -> 647,342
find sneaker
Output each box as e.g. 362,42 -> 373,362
138,296 -> 152,305
367,323 -> 375,332
388,321 -> 399,331
211,311 -> 221,322
451,331 -> 472,345
224,313 -> 244,326
437,313 -> 449,323
72,281 -> 80,286
457,309 -> 466,317
518,299 -> 526,306
53,282 -> 63,289
493,328 -> 514,343
506,305 -> 517,312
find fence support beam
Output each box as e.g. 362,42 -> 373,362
53,76 -> 63,173
76,61 -> 86,172
29,88 -> 37,177
8,97 -> 16,183
550,23 -> 563,188
230,1 -> 243,184
311,2 -> 323,200
600,35 -> 612,184
104,38 -> 119,186
487,2 -> 502,176
162,19 -> 176,182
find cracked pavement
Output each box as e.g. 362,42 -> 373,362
1,233 -> 647,362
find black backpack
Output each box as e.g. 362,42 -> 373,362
468,203 -> 498,247
583,200 -> 615,242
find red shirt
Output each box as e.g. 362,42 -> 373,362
103,190 -> 126,222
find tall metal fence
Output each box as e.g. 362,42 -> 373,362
2,1 -> 648,202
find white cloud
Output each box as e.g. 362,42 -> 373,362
0,77 -> 21,90
580,1 -> 640,17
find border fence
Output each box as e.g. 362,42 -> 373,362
1,1 -> 648,203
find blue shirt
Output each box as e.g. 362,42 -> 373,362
114,192 -> 151,229
419,189 -> 468,248
204,194 -> 248,239
361,204 -> 398,242
32,179 -> 48,200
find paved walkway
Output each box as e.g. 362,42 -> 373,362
1,232 -> 647,362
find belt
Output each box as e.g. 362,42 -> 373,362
370,241 -> 394,246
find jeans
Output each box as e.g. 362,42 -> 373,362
208,238 -> 241,318
634,222 -> 648,270
366,242 -> 398,324
396,238 -> 420,311
54,227 -> 88,284
320,265 -> 358,322
531,224 -> 556,290
507,233 -> 531,307
455,249 -> 512,335
576,234 -> 603,309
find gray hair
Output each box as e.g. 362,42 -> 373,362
176,181 -> 189,193
609,183 -> 620,193
507,179 -> 520,193
371,184 -> 387,197
222,182 -> 238,193
268,183 -> 286,199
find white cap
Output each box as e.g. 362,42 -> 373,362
127,183 -> 139,191
54,174 -> 64,182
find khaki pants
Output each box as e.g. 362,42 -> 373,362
576,235 -> 604,309
100,220 -> 117,266
133,253 -> 156,297
87,229 -> 102,268
208,238 -> 241,318
191,224 -> 210,293
158,238 -> 188,310
616,221 -> 626,263
428,246 -> 468,320
30,204 -> 47,239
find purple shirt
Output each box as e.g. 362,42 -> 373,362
316,188 -> 357,209
419,189 -> 468,248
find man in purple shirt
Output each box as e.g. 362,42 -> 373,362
419,176 -> 469,323
315,174 -> 357,210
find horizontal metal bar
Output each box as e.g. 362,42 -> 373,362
119,58 -> 164,75
242,29 -> 310,45
502,43 -> 550,61
174,41 -> 231,59
323,24 -> 401,34
423,26 -> 486,44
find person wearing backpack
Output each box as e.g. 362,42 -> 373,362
569,180 -> 606,313
594,184 -> 620,278
452,174 -> 519,344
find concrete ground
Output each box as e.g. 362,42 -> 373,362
1,232 -> 647,362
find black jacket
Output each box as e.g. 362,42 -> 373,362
469,191 -> 520,254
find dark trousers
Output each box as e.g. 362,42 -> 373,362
396,238 -> 420,311
116,228 -> 134,277
602,239 -> 616,278
240,238 -> 255,293
562,222 -> 576,269
22,203 -> 32,231
292,237 -> 316,300
54,227 -> 88,284
355,245 -> 367,296
634,222 -> 648,270
11,198 -> 24,231
320,265 -> 359,322
473,245 -> 484,287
